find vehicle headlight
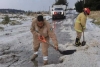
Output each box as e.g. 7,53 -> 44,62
52,11 -> 54,14
61,12 -> 63,14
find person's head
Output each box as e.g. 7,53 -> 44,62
83,8 -> 90,15
37,15 -> 44,28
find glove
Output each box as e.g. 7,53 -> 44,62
38,35 -> 46,43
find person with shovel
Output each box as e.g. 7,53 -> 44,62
74,8 -> 90,46
30,15 -> 58,65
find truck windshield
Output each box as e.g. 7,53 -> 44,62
54,8 -> 63,10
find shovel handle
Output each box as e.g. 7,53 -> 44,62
46,42 -> 61,52
38,36 -> 61,52
80,23 -> 85,41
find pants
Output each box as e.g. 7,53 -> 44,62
33,37 -> 49,56
76,31 -> 82,39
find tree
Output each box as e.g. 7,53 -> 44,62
55,0 -> 68,6
75,1 -> 83,13
75,0 -> 100,11
84,0 -> 100,10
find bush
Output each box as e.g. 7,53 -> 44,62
2,15 -> 10,24
0,27 -> 4,31
9,20 -> 22,25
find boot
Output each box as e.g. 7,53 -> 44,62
75,38 -> 81,47
43,60 -> 48,65
31,54 -> 38,61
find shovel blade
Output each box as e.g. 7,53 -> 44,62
58,50 -> 76,55
82,41 -> 86,46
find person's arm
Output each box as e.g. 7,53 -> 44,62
30,19 -> 39,35
80,16 -> 87,29
46,22 -> 58,50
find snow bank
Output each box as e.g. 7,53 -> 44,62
0,13 -> 100,67
41,12 -> 100,67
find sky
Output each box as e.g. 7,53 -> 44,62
0,0 -> 77,11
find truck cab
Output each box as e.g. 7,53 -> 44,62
50,5 -> 67,20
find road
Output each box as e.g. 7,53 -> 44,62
0,12 -> 77,67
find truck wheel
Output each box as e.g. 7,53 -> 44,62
52,16 -> 55,20
63,16 -> 66,19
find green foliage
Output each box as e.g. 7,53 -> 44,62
0,27 -> 4,31
2,15 -> 10,24
84,0 -> 100,10
5,15 -> 10,22
75,0 -> 100,11
55,0 -> 68,6
75,1 -> 83,13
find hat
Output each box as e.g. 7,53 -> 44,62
37,15 -> 44,21
83,8 -> 90,15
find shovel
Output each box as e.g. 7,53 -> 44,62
81,30 -> 86,46
80,23 -> 86,46
38,36 -> 76,55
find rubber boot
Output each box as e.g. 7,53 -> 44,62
75,38 -> 81,47
31,54 -> 38,61
43,60 -> 48,65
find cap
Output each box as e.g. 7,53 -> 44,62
37,15 -> 44,21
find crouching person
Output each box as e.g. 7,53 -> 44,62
30,15 -> 58,65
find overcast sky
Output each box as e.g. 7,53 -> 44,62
0,0 -> 77,11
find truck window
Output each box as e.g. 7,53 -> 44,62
54,8 -> 63,10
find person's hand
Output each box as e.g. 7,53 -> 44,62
38,35 -> 46,43
54,45 -> 58,50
